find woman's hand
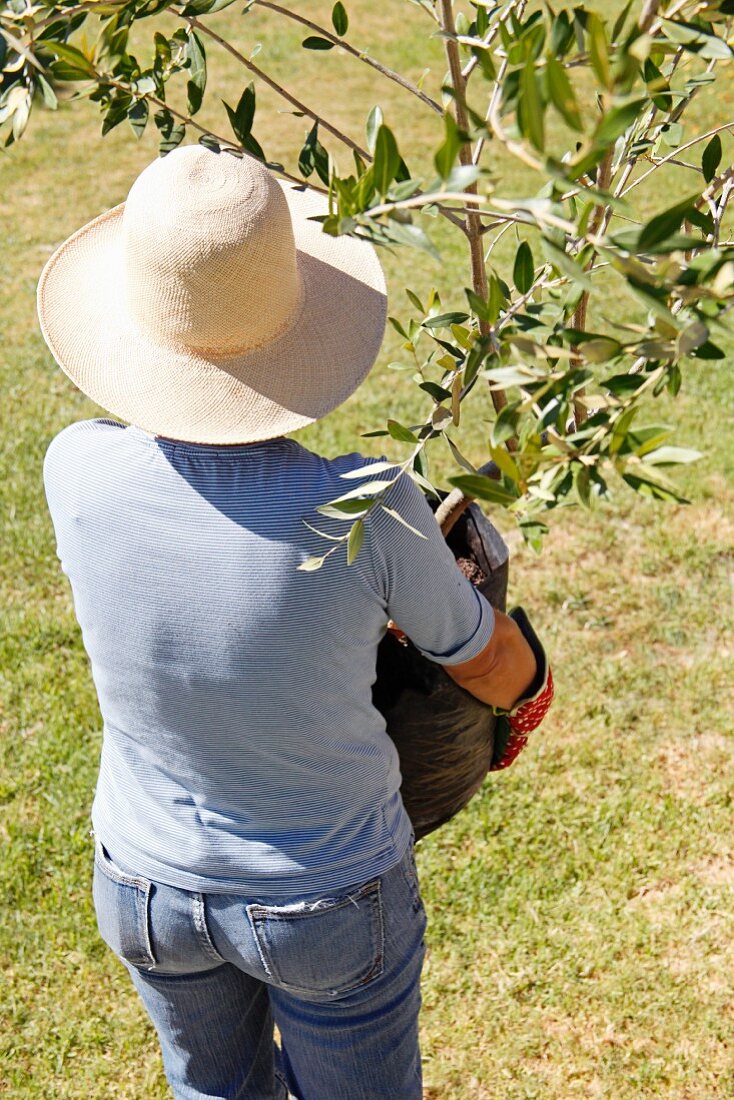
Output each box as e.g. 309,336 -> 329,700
446,606 -> 554,771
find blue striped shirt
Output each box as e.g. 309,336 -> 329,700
44,419 -> 494,896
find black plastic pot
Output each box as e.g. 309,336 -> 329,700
372,503 -> 509,839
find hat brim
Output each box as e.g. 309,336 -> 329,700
37,179 -> 387,444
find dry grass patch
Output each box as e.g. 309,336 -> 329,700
656,732 -> 733,802
691,854 -> 734,887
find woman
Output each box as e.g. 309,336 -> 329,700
39,146 -> 552,1100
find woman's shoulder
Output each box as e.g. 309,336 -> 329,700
44,418 -> 125,474
46,417 -> 124,454
288,440 -> 400,486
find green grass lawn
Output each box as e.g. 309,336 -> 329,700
1,2 -> 733,1097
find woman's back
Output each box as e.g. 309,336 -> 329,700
44,418 -> 492,897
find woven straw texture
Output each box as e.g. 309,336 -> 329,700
37,146 -> 387,443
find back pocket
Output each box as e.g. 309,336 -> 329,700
92,841 -> 156,969
247,878 -> 384,998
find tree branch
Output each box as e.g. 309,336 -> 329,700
621,122 -> 734,196
485,76 -> 544,172
10,3 -> 90,36
185,14 -> 370,161
638,0 -> 661,33
696,163 -> 734,210
470,0 -> 527,168
365,190 -> 484,218
103,74 -> 326,194
571,151 -> 613,426
461,0 -> 525,82
710,175 -> 734,247
607,47 -> 687,205
250,1 -> 442,115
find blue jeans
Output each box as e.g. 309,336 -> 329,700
92,837 -> 426,1099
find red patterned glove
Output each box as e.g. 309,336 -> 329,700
490,607 -> 554,772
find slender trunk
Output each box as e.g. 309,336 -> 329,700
439,0 -> 507,418
572,151 -> 613,426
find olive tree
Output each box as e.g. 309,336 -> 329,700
2,0 -> 733,564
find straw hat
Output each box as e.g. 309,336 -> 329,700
37,145 -> 387,443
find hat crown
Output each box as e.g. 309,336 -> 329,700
122,146 -> 302,355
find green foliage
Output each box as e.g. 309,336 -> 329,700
222,82 -> 264,159
545,54 -> 582,131
702,133 -> 722,181
434,112 -> 460,179
302,35 -> 334,51
153,106 -> 185,153
1,0 -> 733,561
298,122 -> 329,185
331,2 -> 349,37
373,122 -> 401,195
512,241 -> 534,294
185,30 -> 206,116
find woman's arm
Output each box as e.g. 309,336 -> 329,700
443,609 -> 536,710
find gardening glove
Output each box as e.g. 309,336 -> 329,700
490,606 -> 554,772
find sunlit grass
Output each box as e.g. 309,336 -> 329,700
1,2 -> 733,1097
